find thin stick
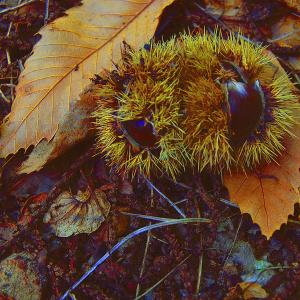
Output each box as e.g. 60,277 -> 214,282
194,198 -> 203,295
121,212 -> 180,222
5,0 -> 22,103
0,0 -> 39,16
223,215 -> 243,267
135,187 -> 153,297
196,253 -> 203,295
135,254 -> 192,300
144,178 -> 186,218
219,198 -> 239,208
60,218 -> 210,300
0,89 -> 10,104
17,59 -> 24,72
44,0 -> 49,23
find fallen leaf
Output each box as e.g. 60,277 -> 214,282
19,193 -> 48,226
224,125 -> 300,238
0,252 -> 42,300
201,0 -> 251,35
239,282 -> 269,299
0,0 -> 175,159
203,0 -> 245,18
269,15 -> 300,47
225,282 -> 268,300
44,188 -> 110,237
214,221 -> 275,284
17,85 -> 97,174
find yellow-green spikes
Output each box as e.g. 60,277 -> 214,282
94,32 -> 299,177
180,32 -> 299,173
93,40 -> 189,178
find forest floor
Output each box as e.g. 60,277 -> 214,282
0,0 -> 299,299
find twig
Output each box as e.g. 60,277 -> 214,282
0,88 -> 10,104
196,253 -> 203,295
144,177 -> 186,218
194,2 -> 231,32
5,50 -> 11,65
194,197 -> 203,295
17,59 -> 24,72
135,254 -> 192,300
5,0 -> 22,103
223,215 -> 243,267
135,224 -> 151,297
0,0 -> 40,16
135,187 -> 153,298
219,198 -> 239,208
60,217 -> 210,300
174,198 -> 189,205
0,83 -> 16,88
44,0 -> 49,24
121,212 -> 180,222
164,176 -> 192,190
267,29 -> 300,43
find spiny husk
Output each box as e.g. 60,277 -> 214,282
93,39 -> 189,178
180,32 -> 299,173
94,32 -> 299,177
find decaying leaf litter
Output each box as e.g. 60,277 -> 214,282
0,0 -> 300,299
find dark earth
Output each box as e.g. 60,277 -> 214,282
0,0 -> 300,299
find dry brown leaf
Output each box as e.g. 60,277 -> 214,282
269,15 -> 300,47
43,188 -> 110,237
17,85 -> 97,174
239,282 -> 268,299
224,125 -> 300,238
0,0 -> 175,158
203,0 -> 245,18
225,282 -> 268,300
200,0 -> 251,36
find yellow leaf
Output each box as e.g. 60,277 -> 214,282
224,125 -> 300,238
0,0 -> 175,157
225,282 -> 269,300
239,282 -> 268,299
43,188 -> 110,237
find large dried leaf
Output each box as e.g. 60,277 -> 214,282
0,0 -> 175,158
17,86 -> 97,174
224,125 -> 300,238
44,188 -> 110,237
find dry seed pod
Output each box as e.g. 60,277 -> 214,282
93,39 -> 189,178
94,33 -> 299,177
181,33 -> 299,173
